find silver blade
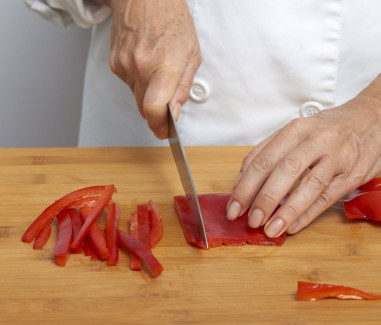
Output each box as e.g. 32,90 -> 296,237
168,103 -> 208,248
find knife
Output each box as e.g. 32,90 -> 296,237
168,103 -> 209,248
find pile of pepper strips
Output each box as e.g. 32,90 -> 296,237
22,185 -> 164,277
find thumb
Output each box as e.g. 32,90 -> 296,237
143,67 -> 182,139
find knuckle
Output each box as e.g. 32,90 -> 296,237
249,153 -> 273,176
109,53 -> 118,75
316,190 -> 332,207
257,190 -> 278,205
305,173 -> 328,191
279,157 -> 302,175
283,203 -> 301,219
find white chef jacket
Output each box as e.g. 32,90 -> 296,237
24,0 -> 381,147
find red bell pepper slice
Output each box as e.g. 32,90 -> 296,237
147,200 -> 164,248
358,177 -> 381,192
67,196 -> 99,209
71,185 -> 115,249
117,229 -> 164,277
137,204 -> 151,248
22,185 -> 107,243
129,211 -> 141,271
344,191 -> 381,221
296,281 -> 381,301
33,224 -> 52,250
106,203 -> 120,266
54,209 -> 74,267
174,193 -> 286,249
79,207 -> 109,260
70,209 -> 84,254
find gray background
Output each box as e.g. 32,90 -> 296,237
0,1 -> 91,148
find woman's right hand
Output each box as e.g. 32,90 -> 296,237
105,0 -> 202,139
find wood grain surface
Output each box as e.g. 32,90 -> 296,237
0,146 -> 380,325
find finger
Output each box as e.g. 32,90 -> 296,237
286,174 -> 348,235
233,132 -> 279,189
170,51 -> 202,117
262,157 -> 337,237
134,79 -> 147,119
143,66 -> 183,139
226,123 -> 305,221
247,141 -> 322,228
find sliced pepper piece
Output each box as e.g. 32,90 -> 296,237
71,185 -> 115,249
137,204 -> 151,249
22,185 -> 107,243
70,209 -> 83,254
296,281 -> 381,301
147,200 -> 164,248
344,191 -> 381,221
117,229 -> 164,277
54,209 -> 74,267
33,224 -> 52,250
358,177 -> 381,192
130,212 -> 141,271
174,193 -> 286,249
67,196 -> 99,209
80,207 -> 109,260
106,203 -> 120,266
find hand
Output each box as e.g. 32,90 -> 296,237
106,0 -> 201,138
226,74 -> 381,238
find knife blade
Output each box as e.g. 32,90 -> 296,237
168,103 -> 209,248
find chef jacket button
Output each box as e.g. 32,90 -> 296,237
300,101 -> 323,117
190,79 -> 210,103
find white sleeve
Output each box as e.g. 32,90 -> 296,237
23,0 -> 111,29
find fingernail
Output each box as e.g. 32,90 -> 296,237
174,103 -> 181,120
265,218 -> 285,238
248,208 -> 264,228
226,201 -> 241,221
287,219 -> 299,233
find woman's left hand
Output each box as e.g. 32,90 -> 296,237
226,74 -> 381,238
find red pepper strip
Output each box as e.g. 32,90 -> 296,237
54,209 -> 74,267
130,212 -> 141,271
147,200 -> 163,248
79,207 -> 109,260
358,177 -> 381,192
106,203 -> 120,266
22,185 -> 107,243
71,184 -> 115,249
70,209 -> 83,254
137,204 -> 151,248
117,229 -> 164,277
83,238 -> 92,257
296,281 -> 381,301
344,191 -> 381,221
67,196 -> 99,209
33,224 -> 52,250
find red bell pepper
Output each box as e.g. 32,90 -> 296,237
358,177 -> 381,192
22,185 -> 107,243
117,229 -> 164,277
79,207 -> 109,260
147,200 -> 164,248
174,193 -> 286,249
344,191 -> 381,221
54,209 -> 74,267
296,281 -> 381,301
33,224 -> 52,250
130,212 -> 141,271
106,203 -> 120,266
67,196 -> 99,209
70,209 -> 83,254
71,185 -> 115,249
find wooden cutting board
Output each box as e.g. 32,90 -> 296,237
0,146 -> 380,324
